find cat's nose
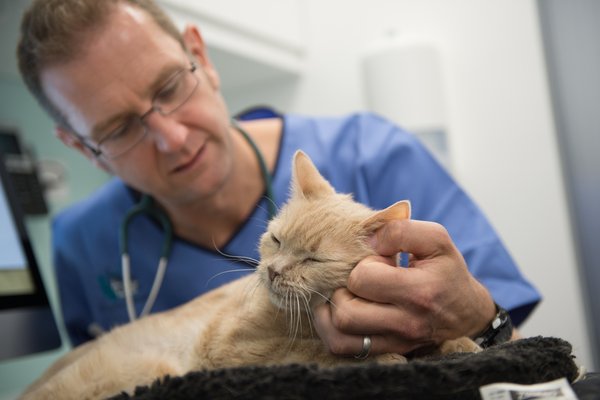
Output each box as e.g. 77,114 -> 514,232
268,267 -> 280,282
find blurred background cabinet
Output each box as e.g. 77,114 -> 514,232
159,0 -> 306,102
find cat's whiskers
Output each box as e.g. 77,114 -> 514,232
260,195 -> 281,216
290,293 -> 299,342
304,296 -> 315,338
286,294 -> 294,344
295,293 -> 302,341
284,292 -> 296,351
205,268 -> 256,287
250,202 -> 279,231
211,238 -> 260,266
205,241 -> 259,287
284,292 -> 291,333
233,275 -> 264,317
283,292 -> 296,349
272,293 -> 283,321
279,284 -> 319,349
248,217 -> 269,232
299,292 -> 315,339
306,288 -> 338,310
266,281 -> 321,346
287,293 -> 303,350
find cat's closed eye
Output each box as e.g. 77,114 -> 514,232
304,257 -> 321,264
271,234 -> 281,247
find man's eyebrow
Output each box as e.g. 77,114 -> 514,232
89,63 -> 186,142
146,63 -> 185,97
90,111 -> 131,143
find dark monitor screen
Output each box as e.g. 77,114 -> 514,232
0,153 -> 61,360
0,131 -> 23,156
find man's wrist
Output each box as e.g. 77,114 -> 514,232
473,303 -> 513,348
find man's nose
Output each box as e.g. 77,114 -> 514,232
144,112 -> 188,152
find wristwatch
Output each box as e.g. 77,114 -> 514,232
473,303 -> 513,348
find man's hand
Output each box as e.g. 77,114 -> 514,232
313,219 -> 497,357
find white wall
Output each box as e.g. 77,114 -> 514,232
538,0 -> 600,365
223,0 -> 594,369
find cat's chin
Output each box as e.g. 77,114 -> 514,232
267,291 -> 293,311
267,289 -> 330,313
268,295 -> 287,310
267,289 -> 303,311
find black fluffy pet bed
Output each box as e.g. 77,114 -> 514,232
110,336 -> 590,400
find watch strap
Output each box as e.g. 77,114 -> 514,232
473,303 -> 513,348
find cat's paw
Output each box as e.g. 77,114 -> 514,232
373,353 -> 408,364
439,337 -> 482,354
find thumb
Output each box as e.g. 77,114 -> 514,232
370,219 -> 450,259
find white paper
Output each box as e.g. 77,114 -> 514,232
479,377 -> 578,400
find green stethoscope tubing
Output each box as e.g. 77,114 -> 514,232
119,118 -> 276,321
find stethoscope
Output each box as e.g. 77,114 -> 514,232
119,119 -> 276,322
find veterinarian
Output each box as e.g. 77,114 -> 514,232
17,0 -> 540,357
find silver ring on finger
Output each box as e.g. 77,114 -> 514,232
354,335 -> 372,359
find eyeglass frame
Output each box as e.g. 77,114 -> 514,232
73,62 -> 200,159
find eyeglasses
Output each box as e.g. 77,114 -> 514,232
81,63 -> 199,159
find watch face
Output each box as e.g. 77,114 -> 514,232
476,305 -> 513,348
494,308 -> 513,344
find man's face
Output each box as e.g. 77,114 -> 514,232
40,4 -> 233,206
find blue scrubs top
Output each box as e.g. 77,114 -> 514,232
53,110 -> 541,346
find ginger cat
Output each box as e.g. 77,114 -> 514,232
21,151 -> 479,400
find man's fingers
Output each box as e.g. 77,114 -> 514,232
326,289 -> 432,341
347,256 -> 426,304
313,301 -> 362,355
313,301 -> 420,356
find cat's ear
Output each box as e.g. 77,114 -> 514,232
292,150 -> 336,199
360,200 -> 411,233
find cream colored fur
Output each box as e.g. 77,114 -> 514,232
21,151 -> 478,400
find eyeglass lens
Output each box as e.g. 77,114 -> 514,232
97,65 -> 198,158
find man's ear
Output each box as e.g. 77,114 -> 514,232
55,126 -> 112,173
55,126 -> 92,157
182,24 -> 220,90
